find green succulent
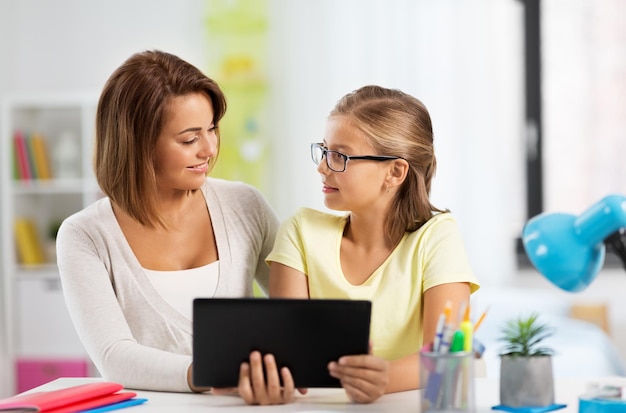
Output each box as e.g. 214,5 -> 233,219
498,312 -> 555,357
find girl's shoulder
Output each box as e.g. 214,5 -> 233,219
277,208 -> 347,238
404,212 -> 462,245
418,211 -> 458,232
292,207 -> 346,225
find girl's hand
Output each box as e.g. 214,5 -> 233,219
236,351 -> 308,405
328,348 -> 389,403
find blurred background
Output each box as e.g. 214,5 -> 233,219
0,0 -> 625,397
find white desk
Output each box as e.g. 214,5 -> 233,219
25,377 -> 591,412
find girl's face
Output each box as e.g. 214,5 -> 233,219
319,117 -> 391,213
154,93 -> 217,194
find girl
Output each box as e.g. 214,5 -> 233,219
237,85 -> 479,404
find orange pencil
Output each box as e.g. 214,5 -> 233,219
474,306 -> 490,332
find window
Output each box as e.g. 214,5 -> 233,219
519,0 -> 626,267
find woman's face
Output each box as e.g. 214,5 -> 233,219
318,117 -> 390,213
154,92 -> 217,193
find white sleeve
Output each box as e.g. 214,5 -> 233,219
56,219 -> 192,392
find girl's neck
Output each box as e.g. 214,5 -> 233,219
344,212 -> 395,251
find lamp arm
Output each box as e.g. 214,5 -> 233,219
574,194 -> 626,246
605,228 -> 626,271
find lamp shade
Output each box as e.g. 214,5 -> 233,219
522,194 -> 626,292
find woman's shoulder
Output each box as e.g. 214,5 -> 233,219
57,197 -> 116,245
61,197 -> 112,228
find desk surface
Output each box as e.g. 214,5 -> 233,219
24,377 -> 594,412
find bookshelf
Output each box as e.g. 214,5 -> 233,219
0,93 -> 100,397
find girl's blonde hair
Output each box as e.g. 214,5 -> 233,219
330,85 -> 447,243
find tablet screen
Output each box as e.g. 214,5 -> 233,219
192,298 -> 371,388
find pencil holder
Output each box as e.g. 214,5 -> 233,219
420,351 -> 475,413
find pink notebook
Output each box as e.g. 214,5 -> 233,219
0,382 -> 138,412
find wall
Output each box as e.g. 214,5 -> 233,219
1,0 -> 624,377
0,0 -> 208,93
0,0 -> 527,286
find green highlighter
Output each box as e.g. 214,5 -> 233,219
450,330 -> 465,353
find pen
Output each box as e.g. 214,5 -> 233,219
473,338 -> 486,358
449,330 -> 465,353
425,302 -> 451,406
448,330 -> 466,408
459,305 -> 473,352
457,301 -> 467,326
438,324 -> 455,354
433,313 -> 446,352
425,323 -> 454,408
474,306 -> 490,332
438,330 -> 465,410
434,300 -> 452,352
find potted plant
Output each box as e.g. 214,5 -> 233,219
498,312 -> 556,407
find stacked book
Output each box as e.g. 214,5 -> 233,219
14,217 -> 46,265
13,130 -> 52,180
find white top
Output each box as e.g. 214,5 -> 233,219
144,261 -> 220,320
56,178 -> 279,392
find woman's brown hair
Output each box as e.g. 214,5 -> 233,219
95,50 -> 226,228
330,85 -> 447,244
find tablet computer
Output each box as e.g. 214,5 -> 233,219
192,298 -> 371,388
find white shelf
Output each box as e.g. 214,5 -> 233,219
0,92 -> 99,397
15,264 -> 60,277
12,179 -> 85,194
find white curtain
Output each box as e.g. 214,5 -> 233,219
267,0 -> 526,284
543,0 -> 626,215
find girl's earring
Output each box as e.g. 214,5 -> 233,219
385,184 -> 390,193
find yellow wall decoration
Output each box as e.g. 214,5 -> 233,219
205,0 -> 269,192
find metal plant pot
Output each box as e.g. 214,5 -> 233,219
499,355 -> 554,407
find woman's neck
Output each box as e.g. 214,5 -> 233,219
154,189 -> 199,222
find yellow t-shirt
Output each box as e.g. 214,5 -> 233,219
266,207 -> 480,361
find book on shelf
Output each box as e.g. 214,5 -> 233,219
12,135 -> 20,180
29,132 -> 52,180
14,217 -> 46,265
13,130 -> 32,180
25,132 -> 39,179
12,130 -> 53,180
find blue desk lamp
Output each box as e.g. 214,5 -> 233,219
522,194 -> 626,292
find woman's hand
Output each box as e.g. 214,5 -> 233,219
236,350 -> 307,405
328,349 -> 389,403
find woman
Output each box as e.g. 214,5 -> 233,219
56,50 -> 278,392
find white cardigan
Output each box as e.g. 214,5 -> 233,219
56,178 -> 278,392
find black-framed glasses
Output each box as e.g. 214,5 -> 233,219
310,143 -> 402,172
